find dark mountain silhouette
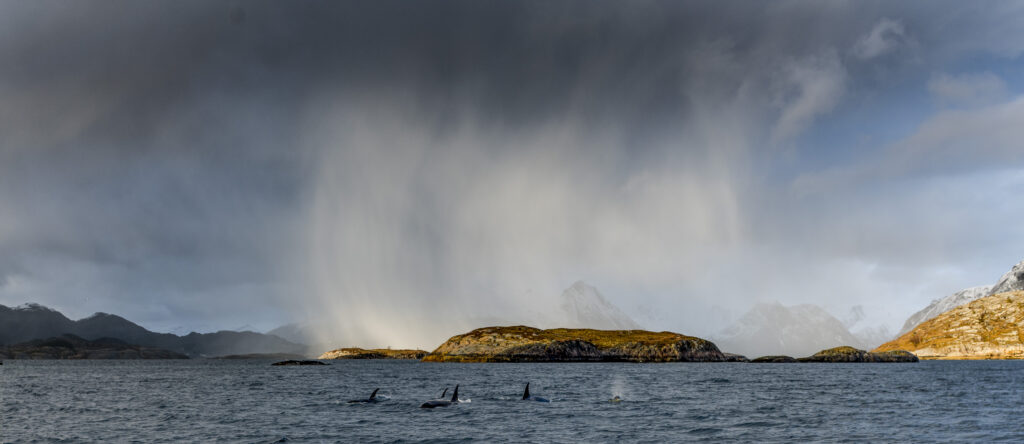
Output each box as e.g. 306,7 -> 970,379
0,334 -> 189,359
0,303 -> 78,344
0,303 -> 305,357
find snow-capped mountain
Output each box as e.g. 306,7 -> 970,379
556,281 -> 642,330
898,285 -> 993,336
714,302 -> 864,358
989,260 -> 1024,295
842,305 -> 893,350
841,305 -> 867,329
896,259 -> 1024,338
851,324 -> 894,350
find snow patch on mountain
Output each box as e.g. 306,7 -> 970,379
556,281 -> 642,330
898,285 -> 993,336
14,303 -> 59,313
989,260 -> 1024,295
841,305 -> 867,329
841,305 -> 893,349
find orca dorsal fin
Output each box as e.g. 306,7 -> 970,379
451,384 -> 459,402
441,387 -> 448,398
370,388 -> 379,400
523,383 -> 530,400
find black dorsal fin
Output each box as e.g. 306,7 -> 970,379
370,388 -> 379,400
523,383 -> 530,400
441,387 -> 448,398
451,384 -> 459,402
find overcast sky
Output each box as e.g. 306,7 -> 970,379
1,1 -> 1022,346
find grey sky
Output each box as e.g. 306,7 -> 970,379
1,1 -> 1022,347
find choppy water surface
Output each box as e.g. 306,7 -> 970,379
3,360 -> 1023,442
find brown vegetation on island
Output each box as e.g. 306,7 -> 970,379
422,326 -> 728,362
875,291 -> 1024,359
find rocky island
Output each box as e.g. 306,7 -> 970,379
422,326 -> 730,362
876,290 -> 1024,359
271,360 -> 328,366
749,347 -> 917,363
798,346 -> 918,362
0,334 -> 188,359
318,347 -> 428,360
216,353 -> 309,360
751,355 -> 798,363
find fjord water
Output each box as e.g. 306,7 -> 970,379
3,361 -> 1023,442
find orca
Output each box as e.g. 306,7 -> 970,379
521,383 -> 550,402
347,388 -> 382,404
610,395 -> 623,403
420,384 -> 460,408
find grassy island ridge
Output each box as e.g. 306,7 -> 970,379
422,326 -> 729,362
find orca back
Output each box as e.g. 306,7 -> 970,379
523,383 -> 530,400
369,388 -> 379,400
451,385 -> 459,402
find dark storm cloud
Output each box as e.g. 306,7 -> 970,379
1,1 -> 1022,340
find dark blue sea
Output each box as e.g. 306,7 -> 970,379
3,360 -> 1023,442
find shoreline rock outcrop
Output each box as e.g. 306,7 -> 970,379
319,347 -> 428,360
422,326 -> 729,363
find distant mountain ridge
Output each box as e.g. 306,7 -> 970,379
271,280 -> 643,353
0,303 -> 305,357
557,281 -> 642,330
715,302 -> 865,358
